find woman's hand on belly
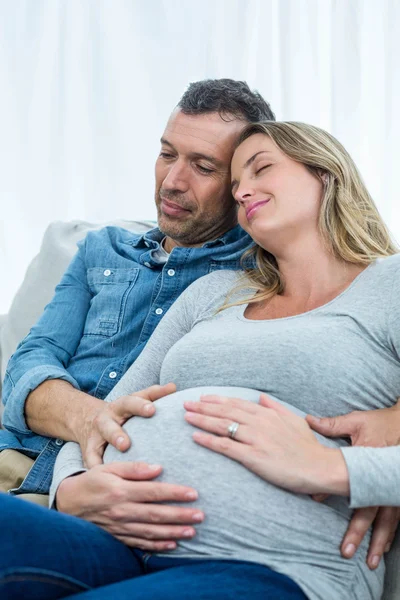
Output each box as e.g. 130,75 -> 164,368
184,393 -> 350,496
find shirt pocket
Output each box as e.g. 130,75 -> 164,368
84,267 -> 140,337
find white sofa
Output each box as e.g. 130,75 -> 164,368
0,220 -> 399,600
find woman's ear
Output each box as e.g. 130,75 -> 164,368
318,170 -> 330,186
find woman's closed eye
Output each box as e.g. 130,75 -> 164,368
255,164 -> 272,175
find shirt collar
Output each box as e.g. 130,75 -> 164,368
130,227 -> 165,249
130,224 -> 246,250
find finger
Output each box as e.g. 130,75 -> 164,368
106,521 -> 198,541
84,444 -> 106,469
113,536 -> 178,551
103,464 -> 200,502
306,413 -> 356,439
198,395 -> 259,413
341,506 -> 378,560
192,431 -> 247,465
113,396 -> 156,420
96,416 -> 132,453
134,383 -> 177,401
105,502 -> 205,526
311,493 -> 329,503
185,411 -> 250,443
184,399 -> 257,423
258,394 -> 296,416
367,507 -> 400,569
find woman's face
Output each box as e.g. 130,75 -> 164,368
231,133 -> 324,250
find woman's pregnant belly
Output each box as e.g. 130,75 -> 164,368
103,386 -> 378,598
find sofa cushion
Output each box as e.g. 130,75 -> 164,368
0,219 -> 153,381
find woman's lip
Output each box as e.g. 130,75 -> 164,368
161,198 -> 191,216
245,199 -> 270,220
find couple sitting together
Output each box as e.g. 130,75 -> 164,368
1,79 -> 400,600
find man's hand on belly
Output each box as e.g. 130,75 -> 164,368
55,462 -> 204,551
307,402 -> 400,570
81,383 -> 177,468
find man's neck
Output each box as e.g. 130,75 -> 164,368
163,226 -> 236,254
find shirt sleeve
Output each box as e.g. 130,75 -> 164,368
2,240 -> 92,435
49,271 -> 238,505
341,446 -> 400,507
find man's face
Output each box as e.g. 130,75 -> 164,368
155,109 -> 246,248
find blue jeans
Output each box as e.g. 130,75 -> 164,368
0,493 -> 307,600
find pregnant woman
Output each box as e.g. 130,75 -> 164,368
3,121 -> 400,600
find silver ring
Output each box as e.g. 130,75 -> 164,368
227,421 -> 240,439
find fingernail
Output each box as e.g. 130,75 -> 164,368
344,543 -> 356,557
192,512 -> 204,522
144,404 -> 154,414
116,436 -> 125,448
385,543 -> 391,553
185,491 -> 198,500
182,528 -> 195,537
370,555 -> 380,569
166,543 -> 176,549
148,464 -> 162,471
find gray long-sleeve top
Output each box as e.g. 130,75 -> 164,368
51,255 -> 400,600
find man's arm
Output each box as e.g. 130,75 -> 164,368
25,380 -> 102,441
2,244 -> 92,437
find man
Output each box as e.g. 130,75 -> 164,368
0,79 -> 398,569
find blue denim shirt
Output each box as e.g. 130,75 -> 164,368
1,225 -> 253,494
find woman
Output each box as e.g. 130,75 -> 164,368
49,122 -> 400,600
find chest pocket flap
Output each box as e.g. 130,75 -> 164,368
85,267 -> 140,337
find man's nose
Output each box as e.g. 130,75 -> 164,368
162,161 -> 190,192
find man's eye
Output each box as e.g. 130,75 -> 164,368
256,164 -> 271,175
196,164 -> 214,175
159,152 -> 175,160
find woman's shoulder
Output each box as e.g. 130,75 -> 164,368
368,253 -> 400,284
184,269 -> 243,294
178,270 -> 245,316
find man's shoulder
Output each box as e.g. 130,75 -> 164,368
82,225 -> 156,247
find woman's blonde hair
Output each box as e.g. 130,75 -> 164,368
224,121 -> 398,309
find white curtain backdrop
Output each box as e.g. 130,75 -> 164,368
0,0 -> 399,313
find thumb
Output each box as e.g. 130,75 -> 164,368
306,414 -> 354,439
259,394 -> 294,416
104,461 -> 163,481
84,448 -> 104,469
134,383 -> 177,402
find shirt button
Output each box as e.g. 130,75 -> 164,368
55,439 -> 64,446
155,308 -> 163,315
144,262 -> 152,268
103,269 -> 111,277
109,371 -> 117,379
167,269 -> 175,276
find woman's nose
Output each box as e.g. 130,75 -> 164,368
234,184 -> 256,204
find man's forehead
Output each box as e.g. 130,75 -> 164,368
163,109 -> 245,151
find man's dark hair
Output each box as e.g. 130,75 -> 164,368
177,78 -> 275,123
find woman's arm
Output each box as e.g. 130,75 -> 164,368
341,446 -> 400,508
